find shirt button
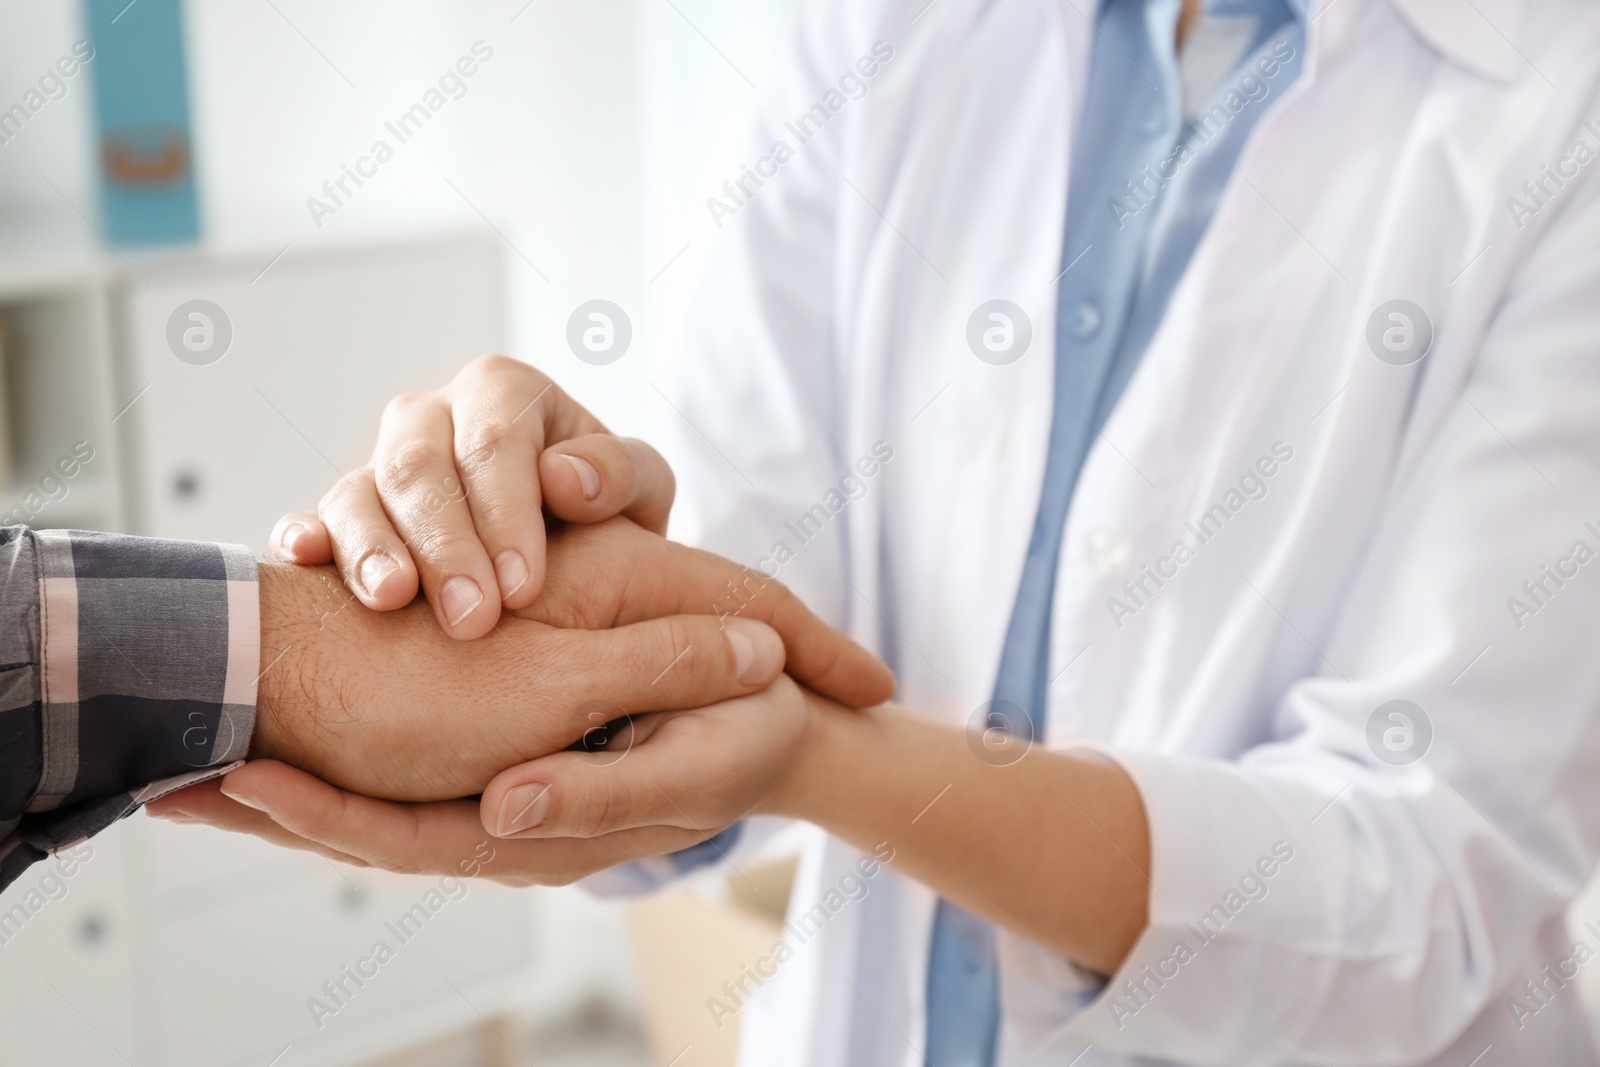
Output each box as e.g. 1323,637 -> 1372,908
1070,299 -> 1102,339
1086,527 -> 1132,578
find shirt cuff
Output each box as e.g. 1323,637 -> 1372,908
0,528 -> 259,891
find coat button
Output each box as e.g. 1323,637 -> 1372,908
1086,527 -> 1132,577
1069,299 -> 1102,339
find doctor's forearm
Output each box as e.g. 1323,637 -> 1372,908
762,696 -> 1151,975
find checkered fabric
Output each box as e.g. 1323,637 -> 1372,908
0,526 -> 259,889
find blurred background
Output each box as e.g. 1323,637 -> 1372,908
0,1 -> 812,1064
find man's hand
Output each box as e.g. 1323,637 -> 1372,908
270,355 -> 675,639
252,556 -> 779,802
252,517 -> 894,802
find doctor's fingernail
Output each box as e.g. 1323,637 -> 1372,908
724,617 -> 784,685
496,784 -> 552,836
559,453 -> 602,501
274,522 -> 308,560
441,576 -> 486,627
359,550 -> 401,599
494,551 -> 529,600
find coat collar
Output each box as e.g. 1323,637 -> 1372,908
1385,0 -> 1527,81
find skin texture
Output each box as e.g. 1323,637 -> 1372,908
249,517 -> 894,802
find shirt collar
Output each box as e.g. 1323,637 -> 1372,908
1382,0 -> 1526,81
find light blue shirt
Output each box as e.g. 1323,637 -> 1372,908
924,1 -> 1305,1064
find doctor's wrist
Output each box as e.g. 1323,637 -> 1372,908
756,687 -> 868,823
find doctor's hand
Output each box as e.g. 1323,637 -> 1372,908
249,517 -> 894,803
478,673 -> 818,842
271,354 -> 676,640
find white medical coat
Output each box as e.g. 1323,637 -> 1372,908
646,0 -> 1600,1062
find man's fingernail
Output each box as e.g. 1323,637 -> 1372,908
496,784 -> 552,836
274,522 -> 307,560
359,551 -> 401,599
219,785 -> 268,813
724,617 -> 784,685
149,808 -> 201,823
559,453 -> 602,501
494,550 -> 529,600
441,575 -> 485,627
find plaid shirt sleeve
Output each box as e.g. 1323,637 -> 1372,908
0,526 -> 259,890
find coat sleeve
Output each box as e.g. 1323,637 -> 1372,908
1021,144 -> 1600,1063
0,527 -> 257,892
584,0 -> 901,898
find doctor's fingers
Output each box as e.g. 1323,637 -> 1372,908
527,615 -> 787,737
212,760 -> 705,886
558,523 -> 896,708
540,433 -> 676,535
479,716 -> 758,841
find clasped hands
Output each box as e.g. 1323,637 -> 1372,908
148,356 -> 895,887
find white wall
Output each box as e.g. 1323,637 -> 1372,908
183,0 -> 653,431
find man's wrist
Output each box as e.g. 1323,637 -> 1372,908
252,561 -> 292,762
252,560 -> 349,765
